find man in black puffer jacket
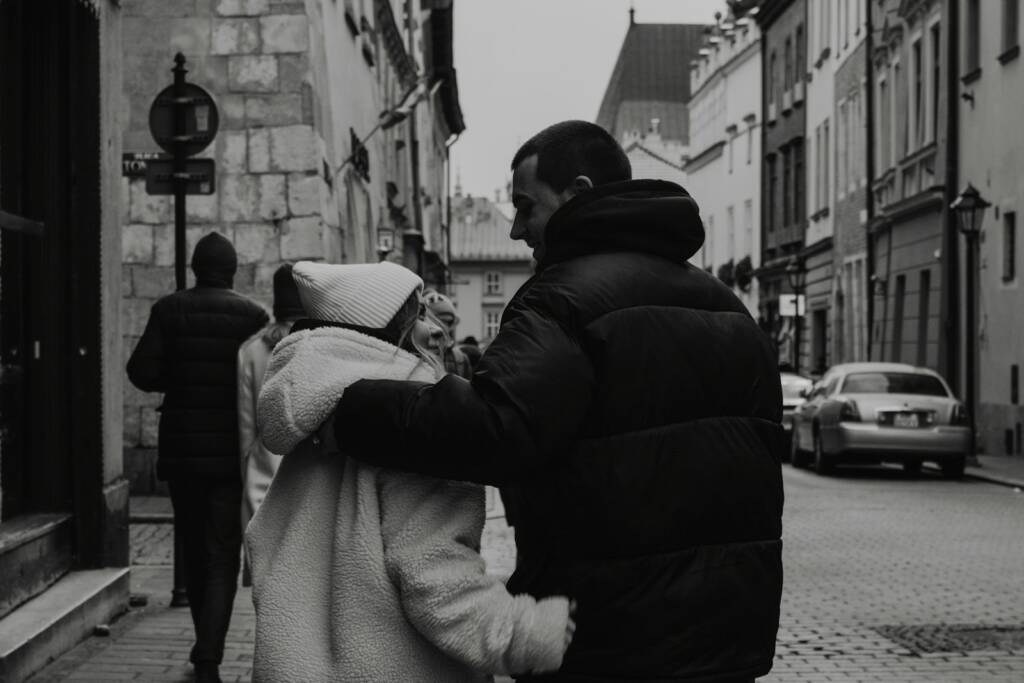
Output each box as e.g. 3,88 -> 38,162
329,121 -> 784,682
127,232 -> 267,683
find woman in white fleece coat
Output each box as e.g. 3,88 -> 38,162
247,261 -> 572,683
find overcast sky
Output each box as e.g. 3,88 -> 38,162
450,0 -> 727,199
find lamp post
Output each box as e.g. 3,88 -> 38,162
785,255 -> 808,374
951,183 -> 991,461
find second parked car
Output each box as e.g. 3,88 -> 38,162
790,362 -> 970,478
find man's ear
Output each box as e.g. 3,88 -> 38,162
571,175 -> 594,195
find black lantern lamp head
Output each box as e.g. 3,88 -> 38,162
951,183 -> 992,236
785,255 -> 807,292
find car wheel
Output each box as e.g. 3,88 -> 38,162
813,430 -> 832,475
941,456 -> 966,479
903,458 -> 922,475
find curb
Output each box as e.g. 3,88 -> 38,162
923,464 -> 1024,489
129,513 -> 174,524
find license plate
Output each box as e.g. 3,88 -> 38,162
893,413 -> 919,428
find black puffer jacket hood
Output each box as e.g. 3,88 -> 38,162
540,179 -> 705,270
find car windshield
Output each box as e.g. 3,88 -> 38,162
780,374 -> 812,399
840,372 -> 948,397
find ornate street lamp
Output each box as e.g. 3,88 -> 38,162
785,255 -> 808,374
951,183 -> 991,461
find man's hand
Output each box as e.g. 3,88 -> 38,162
315,411 -> 339,453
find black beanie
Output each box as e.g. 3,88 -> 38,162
273,263 -> 305,320
191,232 -> 238,287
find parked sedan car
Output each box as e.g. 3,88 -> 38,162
790,362 -> 970,477
781,372 -> 814,457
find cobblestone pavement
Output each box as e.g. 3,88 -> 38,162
29,506 -> 517,683
764,464 -> 1024,682
31,469 -> 1024,682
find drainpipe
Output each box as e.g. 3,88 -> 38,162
941,0 -> 960,393
444,131 -> 461,293
403,0 -> 425,277
864,2 -> 877,361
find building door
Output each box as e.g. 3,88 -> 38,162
0,0 -> 103,557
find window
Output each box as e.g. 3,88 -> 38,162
892,274 -> 906,362
966,0 -> 981,74
913,39 -> 924,149
838,102 -> 848,197
814,125 -> 821,210
931,24 -> 941,142
878,76 -> 890,169
783,146 -> 792,226
744,199 -> 754,255
747,125 -> 754,164
767,155 -> 778,233
484,310 -> 501,340
917,269 -> 931,366
796,25 -> 804,83
727,205 -> 736,258
1005,211 -> 1018,282
823,118 -> 830,209
893,60 -> 907,159
785,38 -> 793,91
484,270 -> 502,295
1005,0 -> 1020,55
794,139 -> 805,223
841,0 -> 847,48
769,51 -> 777,105
841,371 -> 948,397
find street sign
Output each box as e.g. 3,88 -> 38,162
145,158 -> 216,195
122,152 -> 169,178
148,82 -> 219,157
779,294 -> 806,317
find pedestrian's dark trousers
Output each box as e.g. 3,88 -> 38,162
168,476 -> 242,665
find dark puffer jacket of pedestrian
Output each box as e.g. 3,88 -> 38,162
127,231 -> 269,479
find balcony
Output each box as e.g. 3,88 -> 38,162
782,89 -> 793,114
768,101 -> 777,124
793,80 -> 805,105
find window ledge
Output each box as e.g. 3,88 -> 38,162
999,45 -> 1021,65
961,67 -> 982,85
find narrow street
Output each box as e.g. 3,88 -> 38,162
29,467 -> 1024,682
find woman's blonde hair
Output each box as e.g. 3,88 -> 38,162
388,291 -> 448,378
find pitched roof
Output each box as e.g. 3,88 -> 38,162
596,22 -> 709,144
450,196 -> 533,262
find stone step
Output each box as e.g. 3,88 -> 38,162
0,567 -> 129,682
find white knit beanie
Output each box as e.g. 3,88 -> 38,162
291,261 -> 423,329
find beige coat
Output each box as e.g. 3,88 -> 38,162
248,327 -> 569,682
237,322 -> 290,524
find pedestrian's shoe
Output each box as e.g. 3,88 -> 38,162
194,662 -> 223,683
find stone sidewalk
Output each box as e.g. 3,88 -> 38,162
29,494 -> 517,682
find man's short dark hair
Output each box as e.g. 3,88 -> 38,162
511,120 -> 631,192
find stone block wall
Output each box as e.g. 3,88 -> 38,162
121,0 -> 335,485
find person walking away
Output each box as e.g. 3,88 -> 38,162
237,263 -> 304,585
127,232 -> 268,683
247,261 -> 574,682
324,121 -> 785,682
422,289 -> 473,379
458,335 -> 483,371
